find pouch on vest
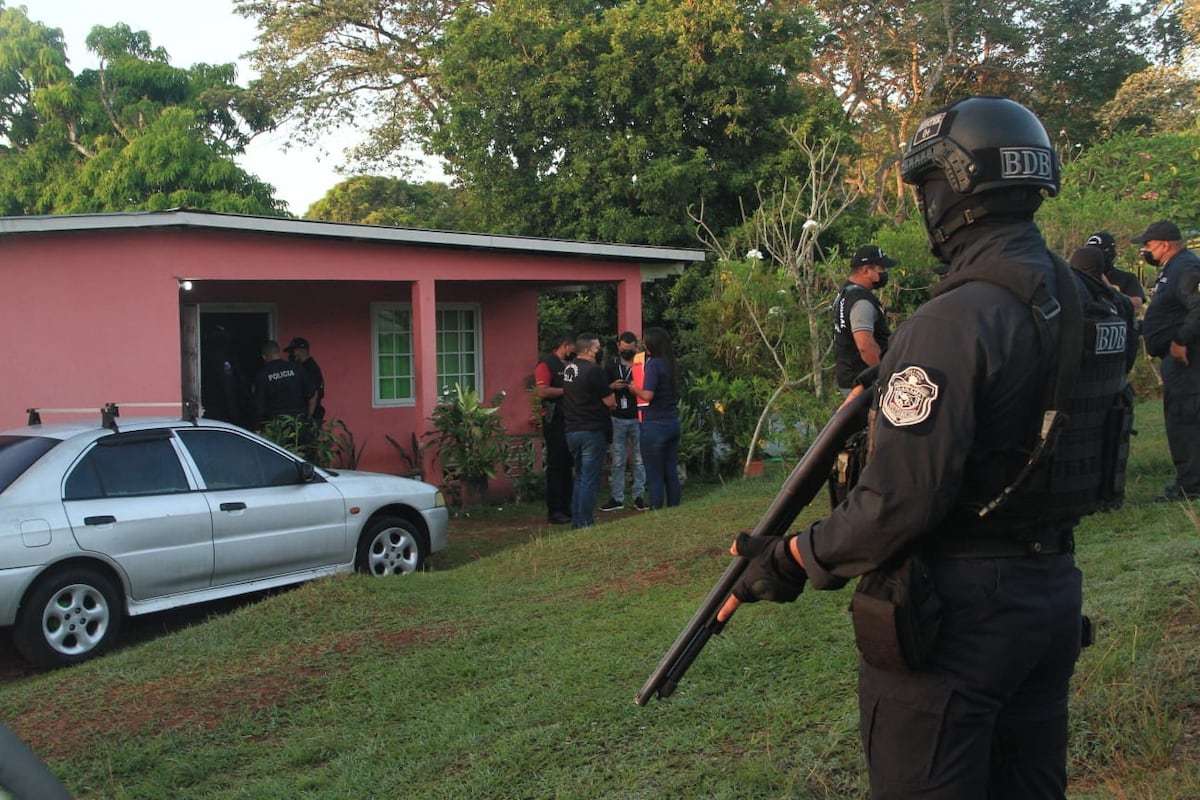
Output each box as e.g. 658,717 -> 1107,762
849,555 -> 941,673
827,428 -> 868,510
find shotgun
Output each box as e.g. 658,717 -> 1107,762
635,388 -> 872,705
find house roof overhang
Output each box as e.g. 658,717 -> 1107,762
0,210 -> 706,278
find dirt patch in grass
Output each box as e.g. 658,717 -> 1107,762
584,546 -> 727,599
9,625 -> 451,760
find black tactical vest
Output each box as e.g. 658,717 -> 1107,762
947,259 -> 1135,529
833,283 -> 890,388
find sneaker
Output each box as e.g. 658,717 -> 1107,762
1155,484 -> 1190,503
599,498 -> 624,512
634,496 -> 647,511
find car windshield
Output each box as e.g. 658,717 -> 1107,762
0,435 -> 60,494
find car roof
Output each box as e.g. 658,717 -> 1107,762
1,416 -> 246,441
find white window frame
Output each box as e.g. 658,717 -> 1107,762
434,303 -> 483,396
371,302 -> 483,407
372,303 -> 416,407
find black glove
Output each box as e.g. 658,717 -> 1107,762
730,533 -> 807,604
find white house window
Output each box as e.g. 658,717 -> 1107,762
373,305 -> 415,406
372,303 -> 482,406
436,305 -> 481,393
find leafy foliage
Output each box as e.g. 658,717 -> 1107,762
305,175 -> 484,230
1039,130 -> 1200,257
424,382 -> 509,484
0,8 -> 284,215
430,0 -> 829,244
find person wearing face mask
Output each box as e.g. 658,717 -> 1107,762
600,331 -> 647,512
832,245 -> 895,395
1085,231 -> 1146,314
1135,219 -> 1200,501
726,96 -> 1134,798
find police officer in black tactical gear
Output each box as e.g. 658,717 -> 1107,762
253,339 -> 315,430
727,96 -> 1134,799
1136,219 -> 1200,501
833,245 -> 895,395
1086,231 -> 1146,314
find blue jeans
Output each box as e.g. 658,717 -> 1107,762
567,430 -> 607,528
609,416 -> 645,502
640,417 -> 681,510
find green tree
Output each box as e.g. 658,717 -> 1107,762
0,6 -> 284,215
235,0 -> 458,169
240,0 -> 837,245
808,0 -> 1149,219
429,0 -> 830,244
305,175 -> 483,230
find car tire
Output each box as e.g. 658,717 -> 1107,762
356,516 -> 429,576
13,567 -> 123,668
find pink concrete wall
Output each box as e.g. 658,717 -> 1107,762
1,232 -> 185,424
1,226 -> 649,486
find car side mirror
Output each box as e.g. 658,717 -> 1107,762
298,461 -> 316,483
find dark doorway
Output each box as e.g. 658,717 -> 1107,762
199,310 -> 271,428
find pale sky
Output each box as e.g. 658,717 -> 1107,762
20,0 -> 446,215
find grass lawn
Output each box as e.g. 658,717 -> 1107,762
0,397 -> 1197,799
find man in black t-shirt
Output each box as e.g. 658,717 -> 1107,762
562,333 -> 615,528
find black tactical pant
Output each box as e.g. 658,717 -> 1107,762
1162,359 -> 1200,494
543,413 -> 573,519
859,553 -> 1082,799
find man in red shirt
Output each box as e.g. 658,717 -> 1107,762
534,332 -> 575,524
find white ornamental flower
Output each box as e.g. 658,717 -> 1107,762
803,219 -> 820,231
746,248 -> 764,260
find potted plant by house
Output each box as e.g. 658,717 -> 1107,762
425,383 -> 508,505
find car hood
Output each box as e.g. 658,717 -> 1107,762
319,468 -> 439,500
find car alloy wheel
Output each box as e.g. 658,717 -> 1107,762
14,567 -> 123,668
357,516 -> 429,576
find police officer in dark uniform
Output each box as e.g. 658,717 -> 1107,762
285,337 -> 325,423
1136,219 -> 1200,501
833,245 -> 895,395
726,96 -> 1133,798
1086,231 -> 1146,314
253,339 -> 314,429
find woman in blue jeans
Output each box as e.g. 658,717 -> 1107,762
631,327 -> 681,509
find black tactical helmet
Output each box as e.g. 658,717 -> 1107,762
900,96 -> 1060,197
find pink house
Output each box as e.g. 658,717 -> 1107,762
0,210 -> 704,485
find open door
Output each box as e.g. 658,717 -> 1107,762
197,308 -> 273,428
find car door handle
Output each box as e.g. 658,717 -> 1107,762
83,515 -> 116,525
219,502 -> 247,512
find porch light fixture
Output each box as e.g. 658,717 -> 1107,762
177,277 -> 194,291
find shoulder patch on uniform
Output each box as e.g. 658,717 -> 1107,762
881,366 -> 940,427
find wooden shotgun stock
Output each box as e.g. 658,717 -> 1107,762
635,388 -> 871,706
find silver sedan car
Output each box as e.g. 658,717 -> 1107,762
0,414 -> 449,668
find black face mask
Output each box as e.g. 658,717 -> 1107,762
873,270 -> 889,289
1141,250 -> 1161,267
594,348 -> 604,363
619,349 -> 635,360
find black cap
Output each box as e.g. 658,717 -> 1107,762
850,245 -> 897,270
1085,231 -> 1117,257
1130,220 -> 1182,244
284,337 -> 310,352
